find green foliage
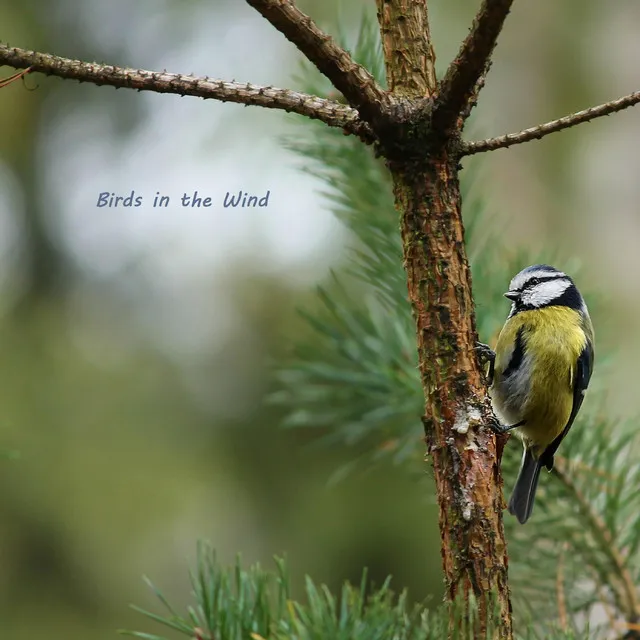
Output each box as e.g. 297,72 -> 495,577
505,403 -> 640,636
124,542 -> 588,640
121,542 -> 289,640
273,10 -> 425,477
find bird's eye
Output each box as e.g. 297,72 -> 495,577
529,278 -> 539,286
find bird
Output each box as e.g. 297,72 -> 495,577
477,264 -> 594,524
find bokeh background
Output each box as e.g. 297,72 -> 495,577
0,0 -> 638,638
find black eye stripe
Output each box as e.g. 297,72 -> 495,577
521,274 -> 566,290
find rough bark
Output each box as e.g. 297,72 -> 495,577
375,1 -> 513,637
462,88 -> 640,155
0,45 -> 373,141
245,0 -> 388,125
376,0 -> 436,96
433,0 -> 514,134
388,151 -> 512,637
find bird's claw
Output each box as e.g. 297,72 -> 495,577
475,342 -> 496,363
490,417 -> 525,435
488,415 -> 507,435
475,342 -> 496,387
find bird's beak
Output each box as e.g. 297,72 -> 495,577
504,290 -> 520,301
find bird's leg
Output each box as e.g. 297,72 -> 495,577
475,342 -> 496,387
475,343 -> 522,434
489,418 -> 525,435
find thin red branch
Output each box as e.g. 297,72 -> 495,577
244,0 -> 388,124
462,89 -> 640,155
433,0 -> 514,133
0,66 -> 32,88
0,43 -> 375,143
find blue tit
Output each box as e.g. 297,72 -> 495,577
479,264 -> 594,524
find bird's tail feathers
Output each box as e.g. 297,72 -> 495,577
508,448 -> 542,524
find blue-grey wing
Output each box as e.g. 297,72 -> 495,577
539,339 -> 594,471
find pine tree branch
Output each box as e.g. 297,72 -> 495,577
433,0 -> 514,133
462,89 -> 640,155
457,63 -> 490,129
245,0 -> 388,125
553,460 -> 640,623
0,43 -> 375,142
375,0 -> 437,97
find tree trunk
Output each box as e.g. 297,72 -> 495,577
387,149 -> 512,636
376,1 -> 513,636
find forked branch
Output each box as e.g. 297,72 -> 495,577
462,89 -> 640,155
0,44 -> 374,142
433,0 -> 514,133
245,0 -> 388,125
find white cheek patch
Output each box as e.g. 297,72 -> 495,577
510,268 -> 566,291
522,279 -> 571,306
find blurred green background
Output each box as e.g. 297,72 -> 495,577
0,0 -> 638,638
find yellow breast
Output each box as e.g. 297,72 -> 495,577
491,306 -> 587,454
